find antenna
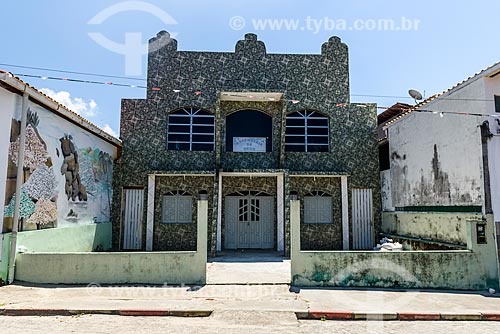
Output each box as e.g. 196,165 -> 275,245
408,89 -> 423,104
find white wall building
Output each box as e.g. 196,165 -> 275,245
381,62 -> 500,246
0,72 -> 121,232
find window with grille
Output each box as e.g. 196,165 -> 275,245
304,191 -> 333,224
167,107 -> 215,151
161,191 -> 192,223
285,110 -> 329,152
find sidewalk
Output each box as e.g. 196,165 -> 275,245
1,283 -> 500,320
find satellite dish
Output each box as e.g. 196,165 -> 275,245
408,89 -> 423,103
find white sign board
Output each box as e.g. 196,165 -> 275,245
233,137 -> 266,152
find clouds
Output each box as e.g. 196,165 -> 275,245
40,88 -> 119,139
40,88 -> 98,117
102,124 -> 119,138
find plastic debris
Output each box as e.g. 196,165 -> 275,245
374,237 -> 403,251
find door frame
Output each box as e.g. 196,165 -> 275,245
224,192 -> 274,249
216,172 -> 285,252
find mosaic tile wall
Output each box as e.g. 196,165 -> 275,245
154,176 -> 214,251
290,177 -> 342,250
115,32 -> 381,253
219,101 -> 282,170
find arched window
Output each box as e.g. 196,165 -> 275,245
226,110 -> 272,152
285,110 -> 329,152
161,190 -> 192,224
304,191 -> 333,224
167,107 -> 215,151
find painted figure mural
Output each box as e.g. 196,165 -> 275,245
2,106 -> 115,231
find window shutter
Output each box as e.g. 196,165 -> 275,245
304,195 -> 333,224
162,196 -> 177,223
177,196 -> 192,223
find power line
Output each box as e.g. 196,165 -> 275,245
1,64 -> 496,103
0,63 -> 146,81
12,73 -> 146,89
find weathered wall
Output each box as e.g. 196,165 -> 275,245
1,88 -> 118,232
382,212 -> 482,245
380,169 -> 394,211
0,222 -> 112,283
388,112 -> 483,207
14,201 -> 208,284
489,132 -> 500,223
290,200 -> 500,290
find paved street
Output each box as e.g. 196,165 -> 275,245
1,313 -> 500,334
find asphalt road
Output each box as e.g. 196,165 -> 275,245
2,312 -> 500,334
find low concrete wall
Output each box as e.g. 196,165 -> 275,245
1,223 -> 112,284
291,200 -> 500,290
15,201 -> 208,285
382,212 -> 482,245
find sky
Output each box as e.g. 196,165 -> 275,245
1,0 -> 499,138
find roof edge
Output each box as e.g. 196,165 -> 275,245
384,61 -> 500,128
0,71 -> 122,147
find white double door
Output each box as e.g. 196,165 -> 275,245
225,194 -> 274,249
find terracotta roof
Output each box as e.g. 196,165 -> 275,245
0,70 -> 121,147
384,61 -> 500,127
377,102 -> 413,125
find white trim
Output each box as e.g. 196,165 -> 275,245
341,176 -> 349,250
219,172 -> 284,177
277,173 -> 285,252
216,173 -> 223,251
290,174 -> 349,177
146,175 -> 155,251
148,173 -> 215,177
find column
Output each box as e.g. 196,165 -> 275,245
146,174 -> 155,251
341,175 -> 349,250
277,173 -> 285,252
216,173 -> 223,251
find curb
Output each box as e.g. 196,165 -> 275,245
298,311 -> 500,321
0,308 -> 212,317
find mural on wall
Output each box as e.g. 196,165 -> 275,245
2,105 -> 115,231
3,108 -> 57,230
60,134 -> 87,202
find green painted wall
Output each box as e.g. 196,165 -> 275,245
0,233 -> 11,284
0,223 -> 112,283
291,200 -> 500,290
14,201 -> 207,284
382,212 -> 482,245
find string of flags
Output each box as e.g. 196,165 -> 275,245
5,71 -> 498,117
9,72 -> 147,89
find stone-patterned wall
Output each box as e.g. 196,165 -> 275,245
290,177 -> 342,250
221,176 -> 277,249
154,176 -> 214,251
220,101 -> 282,170
115,32 -> 381,253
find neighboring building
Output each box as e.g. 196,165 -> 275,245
114,32 -> 381,256
0,71 -> 121,283
380,62 -> 500,250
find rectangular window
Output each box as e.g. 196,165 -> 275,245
304,196 -> 333,224
495,96 -> 500,113
285,110 -> 329,152
162,195 -> 192,223
167,108 -> 215,151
